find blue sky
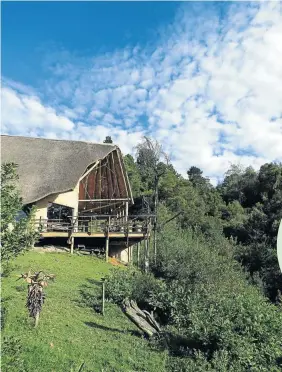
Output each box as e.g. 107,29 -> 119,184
2,1 -> 282,182
2,2 -> 179,85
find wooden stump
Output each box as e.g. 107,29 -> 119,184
122,298 -> 161,338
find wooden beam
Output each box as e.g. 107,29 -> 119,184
116,149 -> 129,197
118,149 -> 134,204
79,161 -> 99,181
81,202 -> 123,213
110,152 -> 119,198
106,155 -> 114,200
101,159 -> 108,200
99,161 -> 102,200
78,198 -> 130,202
113,150 -> 125,198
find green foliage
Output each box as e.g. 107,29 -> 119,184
106,226 -> 282,370
219,162 -> 282,300
1,163 -> 39,264
1,336 -> 26,372
103,136 -> 113,144
122,139 -> 282,369
105,267 -> 170,320
123,154 -> 142,197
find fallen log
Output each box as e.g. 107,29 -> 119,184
122,298 -> 161,338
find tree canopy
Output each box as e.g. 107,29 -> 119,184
1,163 -> 39,264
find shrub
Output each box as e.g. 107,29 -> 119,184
105,267 -> 172,323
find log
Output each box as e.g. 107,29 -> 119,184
122,298 -> 160,338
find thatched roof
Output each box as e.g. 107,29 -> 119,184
1,135 -> 119,205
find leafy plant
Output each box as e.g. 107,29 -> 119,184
1,163 -> 39,265
18,270 -> 55,327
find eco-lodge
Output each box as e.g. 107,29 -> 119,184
1,135 -> 152,263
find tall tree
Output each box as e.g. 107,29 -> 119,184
1,163 -> 39,264
123,154 -> 142,197
136,137 -> 169,266
103,136 -> 113,144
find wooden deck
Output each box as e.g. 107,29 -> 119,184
36,214 -> 152,239
40,231 -> 147,238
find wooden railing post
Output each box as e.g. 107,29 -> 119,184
105,216 -> 110,262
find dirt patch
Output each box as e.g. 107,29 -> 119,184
33,246 -> 70,253
108,257 -> 125,266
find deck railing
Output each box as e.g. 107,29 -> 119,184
35,214 -> 154,235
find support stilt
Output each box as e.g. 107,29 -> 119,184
144,238 -> 149,273
105,236 -> 109,262
137,242 -> 140,268
105,217 -> 110,262
70,236 -> 74,255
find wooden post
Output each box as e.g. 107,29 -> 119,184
129,245 -> 133,264
101,279 -> 105,316
125,201 -> 128,222
144,238 -> 149,273
105,237 -> 109,262
105,217 -> 110,262
137,242 -> 140,268
70,236 -> 74,255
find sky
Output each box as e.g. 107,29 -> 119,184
2,1 -> 282,184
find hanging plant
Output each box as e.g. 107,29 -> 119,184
18,270 -> 55,327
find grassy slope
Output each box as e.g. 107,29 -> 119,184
2,252 -> 167,372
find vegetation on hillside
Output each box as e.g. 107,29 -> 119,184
124,140 -> 282,302
116,138 -> 282,370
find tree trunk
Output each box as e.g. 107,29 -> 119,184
154,177 -> 158,265
122,298 -> 161,338
35,312 -> 40,328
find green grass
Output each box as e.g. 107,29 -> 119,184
1,252 -> 167,372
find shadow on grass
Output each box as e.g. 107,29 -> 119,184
84,321 -> 142,337
74,278 -> 105,313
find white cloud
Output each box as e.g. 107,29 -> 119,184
1,87 -> 75,135
2,2 -> 282,180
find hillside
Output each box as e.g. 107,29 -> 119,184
1,252 -> 167,372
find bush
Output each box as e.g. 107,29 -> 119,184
105,267 -> 172,323
154,228 -> 282,371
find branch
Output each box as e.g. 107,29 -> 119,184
158,211 -> 183,232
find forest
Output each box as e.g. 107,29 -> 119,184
105,137 -> 282,370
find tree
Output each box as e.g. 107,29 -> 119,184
187,166 -> 211,191
103,136 -> 113,144
136,137 -> 169,266
19,270 -> 55,327
218,165 -> 259,208
123,154 -> 142,197
1,163 -> 39,264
